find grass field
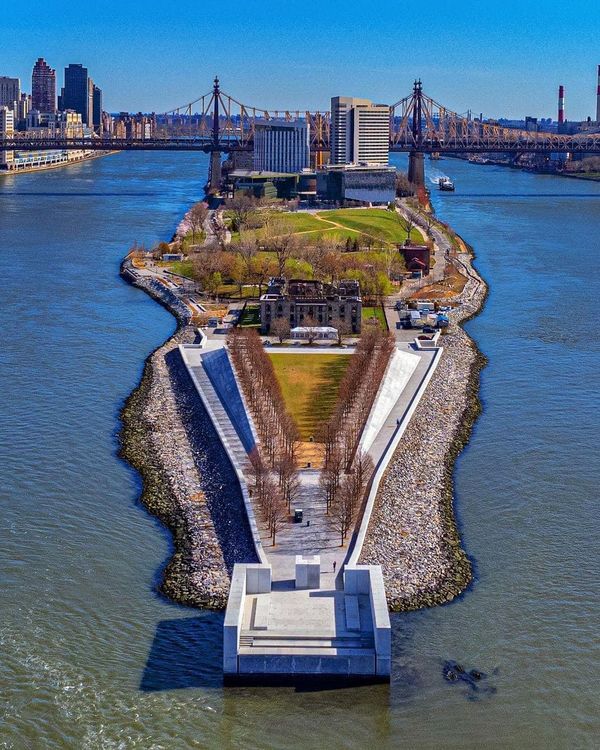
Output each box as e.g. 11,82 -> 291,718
362,306 -> 387,328
168,260 -> 194,278
234,208 -> 424,246
269,353 -> 351,440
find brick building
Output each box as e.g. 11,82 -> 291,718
260,278 -> 362,334
399,244 -> 431,275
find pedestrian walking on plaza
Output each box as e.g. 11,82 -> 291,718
333,561 -> 337,573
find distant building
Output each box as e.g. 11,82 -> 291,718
110,112 -> 154,139
92,84 -> 102,132
260,277 -> 362,334
0,77 -> 20,109
525,117 -> 538,133
31,58 -> 56,113
15,93 -> 31,129
331,96 -> 390,165
253,120 -> 309,173
317,164 -> 396,204
228,169 -> 299,199
60,64 -> 91,125
11,110 -> 92,171
0,106 -> 15,167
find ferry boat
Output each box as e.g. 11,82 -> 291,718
438,177 -> 455,191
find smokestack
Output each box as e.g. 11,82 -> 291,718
596,65 -> 600,123
558,85 -> 565,124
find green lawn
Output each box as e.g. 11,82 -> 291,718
269,353 -> 351,440
234,208 -> 424,246
168,260 -> 195,278
316,208 -> 424,244
362,306 -> 387,328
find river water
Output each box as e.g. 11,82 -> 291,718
0,152 -> 598,749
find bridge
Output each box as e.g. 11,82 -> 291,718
3,77 -> 600,189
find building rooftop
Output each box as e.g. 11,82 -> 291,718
261,277 -> 361,302
229,169 -> 298,179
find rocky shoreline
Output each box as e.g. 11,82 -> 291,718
119,260 -> 256,608
359,246 -> 488,611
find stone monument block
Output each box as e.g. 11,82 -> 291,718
295,555 -> 321,589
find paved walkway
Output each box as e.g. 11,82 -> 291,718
260,469 -> 347,590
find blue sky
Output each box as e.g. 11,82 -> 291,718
3,1 -> 599,120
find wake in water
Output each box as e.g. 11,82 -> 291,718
428,168 -> 452,186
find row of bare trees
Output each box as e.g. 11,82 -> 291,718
228,329 -> 301,545
319,327 -> 395,544
247,450 -> 295,546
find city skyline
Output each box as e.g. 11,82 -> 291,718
3,1 -> 600,120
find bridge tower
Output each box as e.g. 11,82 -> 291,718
407,79 -> 425,189
208,76 -> 223,194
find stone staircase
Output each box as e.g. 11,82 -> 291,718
188,362 -> 251,473
239,632 -> 375,650
237,632 -> 377,675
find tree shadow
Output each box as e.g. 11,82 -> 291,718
140,614 -> 224,691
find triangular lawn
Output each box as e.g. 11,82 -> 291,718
268,353 -> 351,441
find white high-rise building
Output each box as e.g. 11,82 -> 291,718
330,96 -> 390,166
253,120 -> 309,173
0,105 -> 15,167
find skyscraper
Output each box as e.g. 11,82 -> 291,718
0,78 -> 20,109
330,96 -> 390,166
596,65 -> 600,124
92,84 -> 102,132
31,58 -> 56,113
253,120 -> 309,173
60,64 -> 91,125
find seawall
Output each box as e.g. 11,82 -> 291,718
0,150 -> 115,177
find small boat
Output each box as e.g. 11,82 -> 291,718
438,177 -> 455,191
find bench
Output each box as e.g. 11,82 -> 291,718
253,595 -> 270,631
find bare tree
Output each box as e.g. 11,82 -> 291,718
395,172 -> 415,197
302,314 -> 320,345
228,329 -> 299,471
187,202 -> 208,246
270,316 -> 291,344
336,320 -> 353,347
234,232 -> 258,272
320,444 -> 343,512
264,221 -> 298,277
276,453 -> 300,511
226,194 -> 256,232
397,210 -> 417,244
329,478 -> 355,546
260,479 -> 287,545
250,254 -> 277,296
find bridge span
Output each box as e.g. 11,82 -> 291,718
2,78 -> 600,189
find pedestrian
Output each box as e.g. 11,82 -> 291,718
306,519 -> 310,528
333,561 -> 337,573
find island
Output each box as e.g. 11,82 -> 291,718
119,190 -> 487,681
